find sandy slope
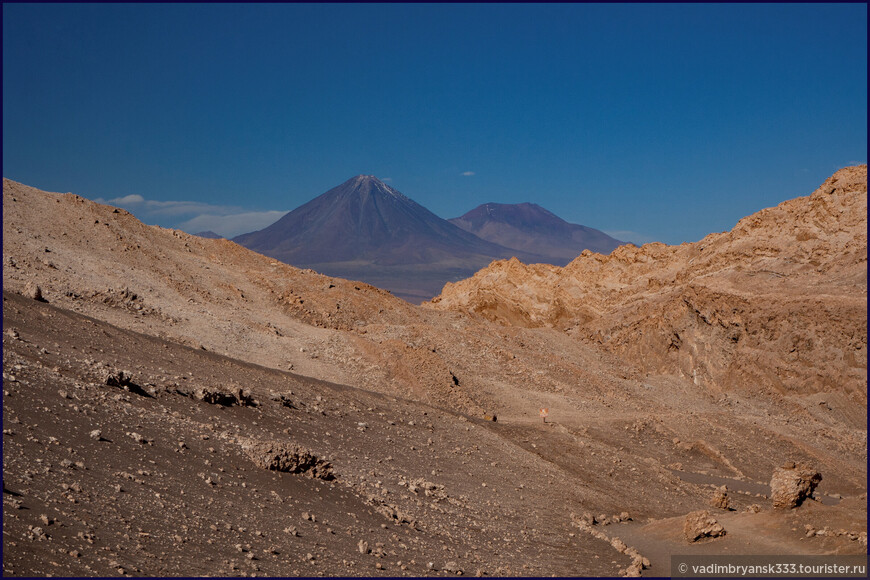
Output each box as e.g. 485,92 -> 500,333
3,170 -> 867,576
3,292 -> 631,576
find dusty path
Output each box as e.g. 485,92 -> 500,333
615,498 -> 867,575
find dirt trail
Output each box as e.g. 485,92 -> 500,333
615,500 -> 867,576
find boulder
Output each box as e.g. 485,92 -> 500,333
444,561 -> 463,575
243,440 -> 334,480
684,510 -> 726,542
104,370 -> 132,387
25,282 -> 46,302
194,386 -> 254,407
710,485 -> 730,510
770,462 -> 822,509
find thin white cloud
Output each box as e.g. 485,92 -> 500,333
96,194 -> 242,218
142,199 -> 243,218
461,171 -> 475,176
604,230 -> 660,246
101,194 -> 259,219
178,211 -> 288,238
381,177 -> 393,182
110,194 -> 145,204
92,192 -> 287,238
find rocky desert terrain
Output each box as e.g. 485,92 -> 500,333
3,167 -> 867,576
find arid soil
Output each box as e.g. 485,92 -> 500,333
428,166 -> 867,403
3,291 -> 632,577
3,168 -> 867,576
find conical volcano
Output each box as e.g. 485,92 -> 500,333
233,176 -> 539,302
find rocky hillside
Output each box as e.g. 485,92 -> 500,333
2,177 -> 477,413
3,171 -> 867,576
428,166 -> 868,400
1,176 -> 641,420
3,291 -> 635,577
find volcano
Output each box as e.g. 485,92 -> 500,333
233,176 -> 539,302
449,202 -> 623,265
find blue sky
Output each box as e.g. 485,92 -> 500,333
3,3 -> 867,243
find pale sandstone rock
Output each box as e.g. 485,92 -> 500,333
770,462 -> 822,509
684,510 -> 726,542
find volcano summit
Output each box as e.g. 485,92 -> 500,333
233,175 -> 541,302
449,202 -> 623,265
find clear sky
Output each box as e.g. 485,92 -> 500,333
3,3 -> 867,243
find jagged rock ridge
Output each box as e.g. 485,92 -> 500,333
428,165 -> 868,401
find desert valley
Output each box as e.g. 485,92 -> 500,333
2,166 -> 867,576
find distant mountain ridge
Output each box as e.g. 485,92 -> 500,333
234,175 -> 528,266
232,175 -> 545,302
194,230 -> 224,239
429,164 -> 868,400
449,202 -> 623,265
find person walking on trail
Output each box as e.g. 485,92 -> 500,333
540,408 -> 549,423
